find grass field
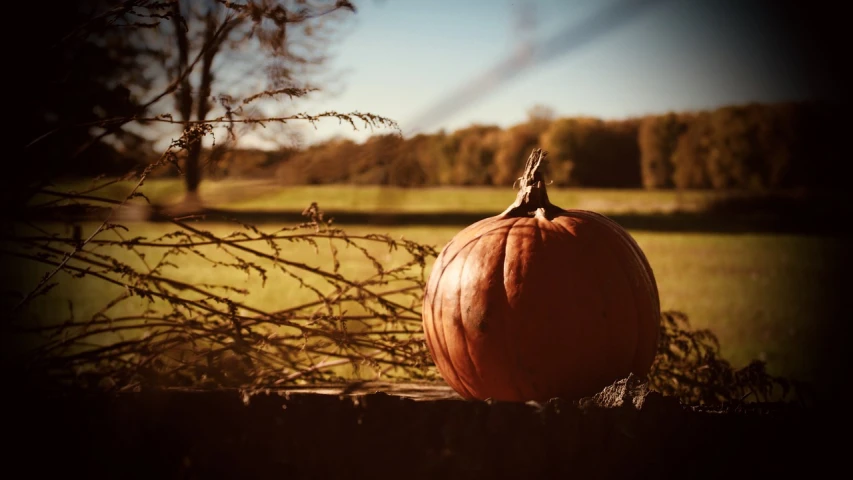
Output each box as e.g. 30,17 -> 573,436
11,178 -> 848,387
34,177 -> 759,214
6,216 -> 844,386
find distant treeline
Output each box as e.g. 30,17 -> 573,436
154,100 -> 846,190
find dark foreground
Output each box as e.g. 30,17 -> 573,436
7,377 -> 835,480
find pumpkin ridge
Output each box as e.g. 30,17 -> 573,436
531,216 -> 551,400
424,245 -> 475,398
585,209 -> 661,370
423,285 -> 462,397
590,218 -> 642,379
427,221 -> 512,399
572,210 -> 660,308
454,232 -> 492,397
499,217 -> 528,401
445,222 -> 517,398
424,295 -> 468,397
566,209 -> 660,375
505,219 -> 558,400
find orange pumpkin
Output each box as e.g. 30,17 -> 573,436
422,148 -> 660,402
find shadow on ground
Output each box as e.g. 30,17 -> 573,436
15,196 -> 853,236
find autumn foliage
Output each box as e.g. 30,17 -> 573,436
126,100 -> 844,192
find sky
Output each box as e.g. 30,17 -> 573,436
233,0 -> 838,149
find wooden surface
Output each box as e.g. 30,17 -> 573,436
8,377 -> 832,479
171,380 -> 465,402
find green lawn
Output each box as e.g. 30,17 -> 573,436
222,184 -> 727,214
34,178 -> 743,214
6,219 -> 842,386
13,178 -> 844,387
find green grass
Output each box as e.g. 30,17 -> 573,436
5,219 -> 842,385
222,184 -> 726,214
15,178 -> 844,386
35,178 -> 740,214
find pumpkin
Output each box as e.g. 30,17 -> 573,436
422,148 -> 660,402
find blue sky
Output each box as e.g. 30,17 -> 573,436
243,0 -> 829,148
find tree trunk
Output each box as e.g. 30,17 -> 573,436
174,8 -> 230,212
185,141 -> 203,195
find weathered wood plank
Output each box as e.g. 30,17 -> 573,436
8,376 -> 827,479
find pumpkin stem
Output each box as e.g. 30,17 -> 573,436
502,148 -> 562,218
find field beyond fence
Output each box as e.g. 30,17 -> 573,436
7,180 -> 850,392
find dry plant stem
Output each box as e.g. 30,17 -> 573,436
5,250 -> 269,326
138,111 -> 399,129
7,169 -> 798,402
9,152 -> 169,315
31,189 -> 124,208
501,148 -> 563,219
7,226 -> 426,324
9,1 -> 436,389
10,17 -> 798,399
61,12 -> 242,161
170,219 -> 421,317
26,227 -> 423,319
284,350 -> 387,381
4,227 -> 430,365
3,234 -> 430,250
11,245 -> 286,325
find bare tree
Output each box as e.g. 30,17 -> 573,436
17,0 -> 396,215
123,0 -> 377,211
13,1 -> 157,210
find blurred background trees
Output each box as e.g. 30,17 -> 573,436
13,1 -> 152,209
12,0 -> 847,201
13,0 -> 373,213
256,100 -> 844,191
138,0 -> 358,211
